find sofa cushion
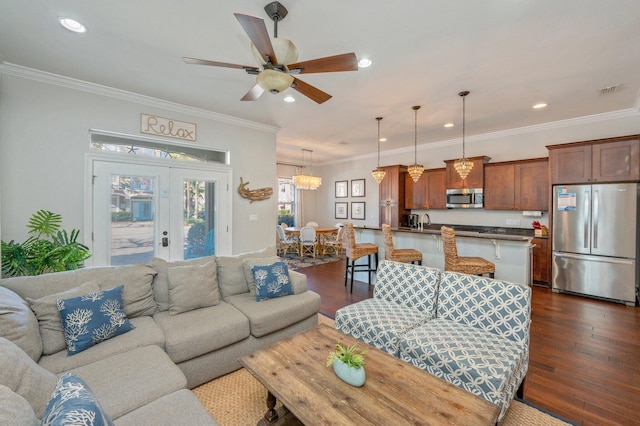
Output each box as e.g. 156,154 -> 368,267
225,291 -> 321,337
70,345 -> 187,420
242,256 -> 282,296
335,298 -> 431,356
38,316 -> 164,374
253,261 -> 294,302
149,256 -> 212,312
168,260 -> 220,315
373,260 -> 441,316
0,384 -> 38,426
58,285 -> 135,355
0,337 -> 58,419
438,272 -> 531,344
216,247 -> 278,299
3,265 -> 157,319
27,281 -> 100,355
399,318 -> 527,418
113,389 -> 218,426
153,301 -> 249,363
0,286 -> 43,361
41,372 -> 114,426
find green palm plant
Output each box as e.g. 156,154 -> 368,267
1,210 -> 91,277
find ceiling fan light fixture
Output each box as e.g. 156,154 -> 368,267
408,105 -> 424,183
256,69 -> 294,94
454,91 -> 474,181
371,117 -> 386,184
251,38 -> 298,66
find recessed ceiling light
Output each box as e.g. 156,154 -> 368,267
533,103 -> 547,109
444,123 -> 454,128
379,137 -> 387,142
283,96 -> 295,103
358,58 -> 372,68
59,17 -> 87,33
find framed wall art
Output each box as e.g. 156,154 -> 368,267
335,180 -> 348,198
351,179 -> 366,197
335,202 -> 348,219
351,202 -> 365,220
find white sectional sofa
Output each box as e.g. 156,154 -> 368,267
335,260 -> 531,421
0,247 -> 321,425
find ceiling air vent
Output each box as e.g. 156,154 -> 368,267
598,84 -> 620,95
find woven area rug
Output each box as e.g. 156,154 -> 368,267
193,315 -> 571,426
283,253 -> 345,270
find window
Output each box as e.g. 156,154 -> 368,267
278,177 -> 295,227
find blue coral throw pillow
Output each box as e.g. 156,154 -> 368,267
252,261 -> 294,302
41,372 -> 114,426
57,285 -> 134,355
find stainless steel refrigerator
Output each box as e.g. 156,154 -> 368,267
552,183 -> 639,306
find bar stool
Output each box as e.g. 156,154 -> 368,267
441,226 -> 495,277
381,224 -> 422,265
343,223 -> 379,293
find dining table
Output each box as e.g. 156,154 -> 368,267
284,226 -> 339,255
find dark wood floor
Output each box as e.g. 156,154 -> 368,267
301,259 -> 640,426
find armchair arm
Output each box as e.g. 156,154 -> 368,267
288,270 -> 308,295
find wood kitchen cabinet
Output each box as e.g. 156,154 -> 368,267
379,165 -> 409,228
484,158 -> 549,210
444,156 -> 490,189
404,168 -> 446,209
548,137 -> 640,184
532,237 -> 550,285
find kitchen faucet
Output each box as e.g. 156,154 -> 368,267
419,212 -> 431,230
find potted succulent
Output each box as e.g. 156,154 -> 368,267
326,342 -> 367,387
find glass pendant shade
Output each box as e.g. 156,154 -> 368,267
409,106 -> 424,182
256,69 -> 294,94
371,117 -> 386,184
455,91 -> 473,180
293,149 -> 322,190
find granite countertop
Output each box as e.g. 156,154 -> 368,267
358,223 -> 544,241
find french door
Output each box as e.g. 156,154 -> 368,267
90,157 -> 231,266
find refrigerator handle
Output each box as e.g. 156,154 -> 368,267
583,190 -> 589,249
593,189 -> 599,249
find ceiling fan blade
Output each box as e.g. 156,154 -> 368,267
287,53 -> 358,74
241,84 -> 265,101
234,13 -> 278,65
182,57 -> 259,71
291,77 -> 332,104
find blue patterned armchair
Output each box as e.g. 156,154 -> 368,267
335,260 -> 440,356
399,271 -> 531,421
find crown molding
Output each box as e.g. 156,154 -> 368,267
0,62 -> 280,134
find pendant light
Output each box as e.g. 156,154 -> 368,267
371,117 -> 386,184
454,91 -> 474,180
292,149 -> 322,190
407,105 -> 424,182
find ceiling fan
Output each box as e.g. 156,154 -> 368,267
182,1 -> 358,104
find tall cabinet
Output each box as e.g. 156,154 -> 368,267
379,165 -> 409,228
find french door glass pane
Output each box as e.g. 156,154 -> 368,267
183,179 -> 215,259
110,174 -> 156,265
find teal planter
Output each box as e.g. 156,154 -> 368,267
333,359 -> 366,387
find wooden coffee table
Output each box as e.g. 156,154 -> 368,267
240,324 -> 500,425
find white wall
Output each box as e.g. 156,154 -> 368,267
0,67 -> 278,254
314,110 -> 640,229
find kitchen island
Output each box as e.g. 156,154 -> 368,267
350,224 -> 536,286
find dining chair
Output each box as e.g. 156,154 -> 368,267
381,224 -> 422,265
441,226 -> 495,277
299,226 -> 318,258
343,223 -> 379,292
322,226 -> 344,256
305,221 -> 319,227
276,225 -> 299,257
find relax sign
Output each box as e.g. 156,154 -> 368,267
140,114 -> 196,141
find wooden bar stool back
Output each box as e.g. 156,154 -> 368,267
441,226 -> 495,278
343,223 -> 379,293
382,224 -> 422,265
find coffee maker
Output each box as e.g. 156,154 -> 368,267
407,214 -> 419,228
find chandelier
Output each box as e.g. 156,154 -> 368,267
407,105 -> 424,182
371,117 -> 386,184
293,149 -> 322,190
454,91 -> 473,180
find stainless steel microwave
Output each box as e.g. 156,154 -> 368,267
446,188 -> 484,208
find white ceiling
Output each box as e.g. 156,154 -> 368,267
1,1 -> 639,165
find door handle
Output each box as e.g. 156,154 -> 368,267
593,190 -> 598,249
583,191 -> 589,249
